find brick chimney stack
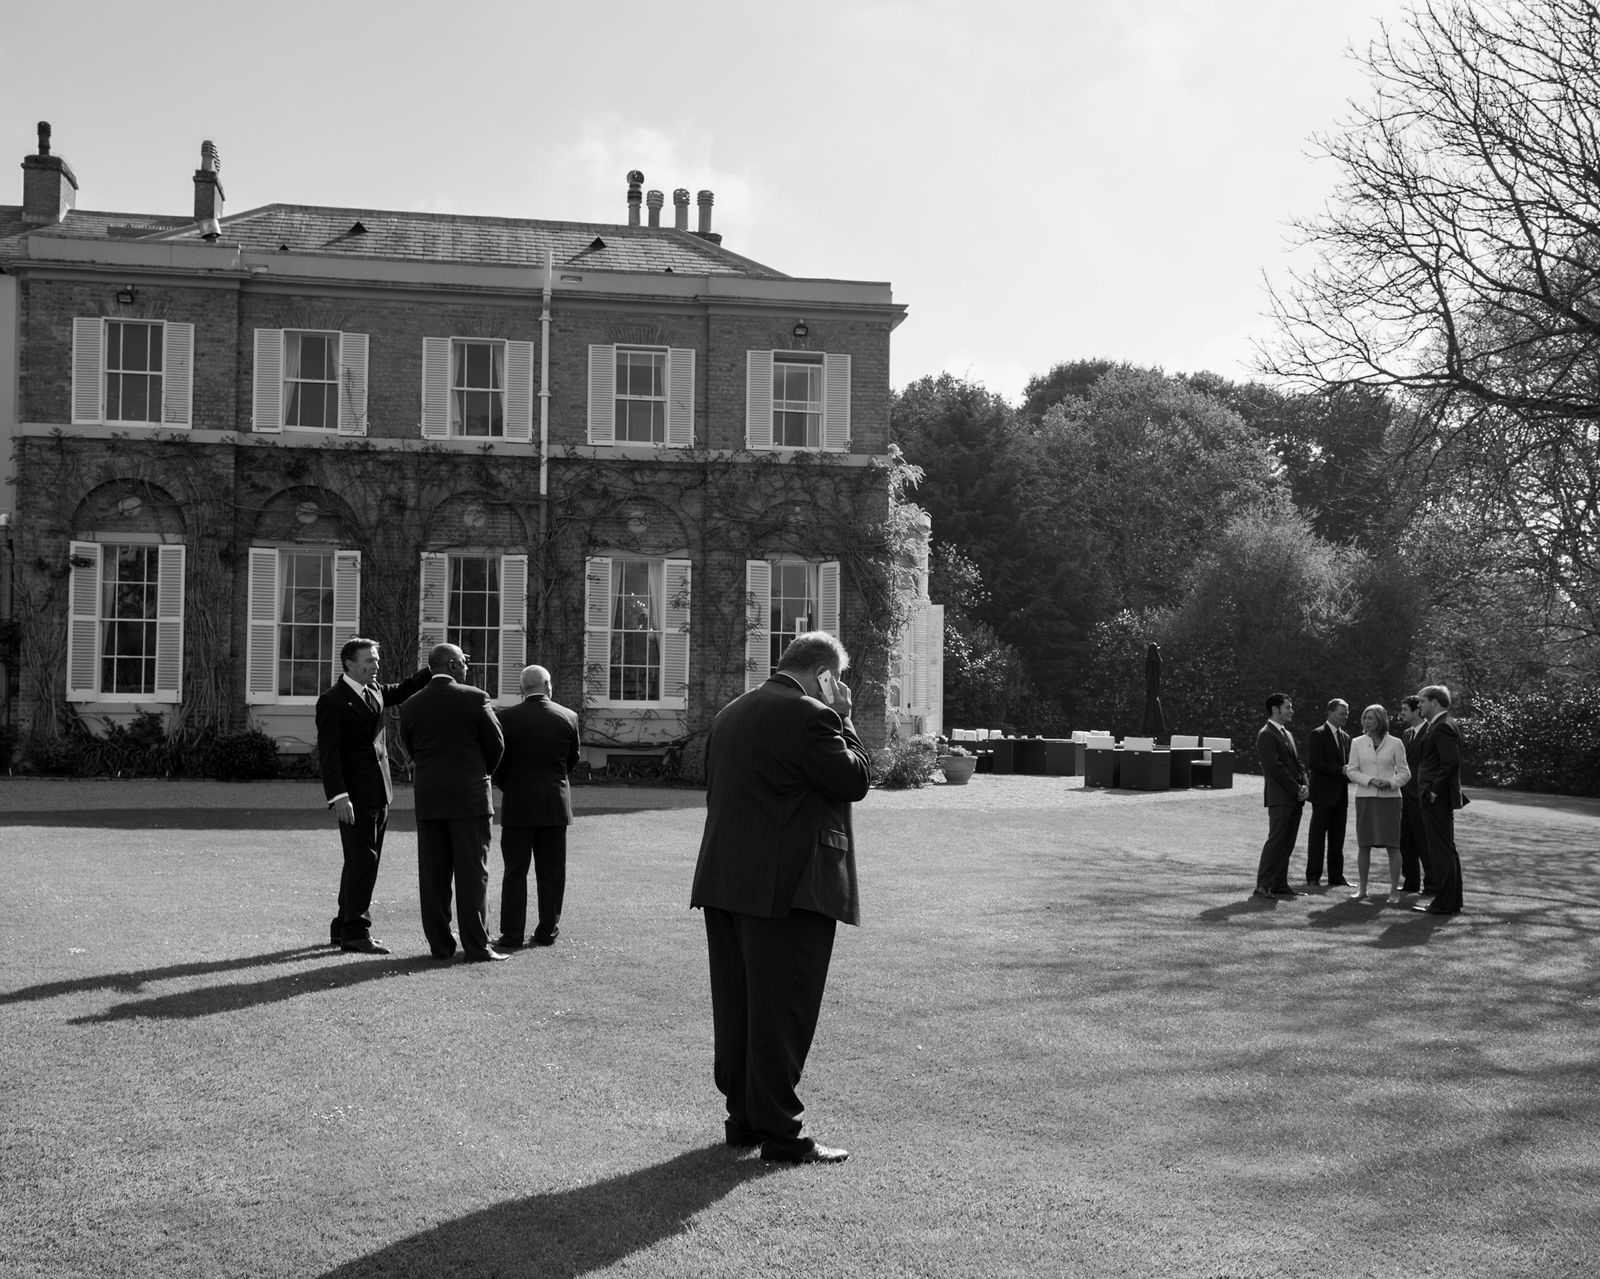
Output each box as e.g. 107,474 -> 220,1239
673,189 -> 690,231
193,139 -> 225,223
646,189 -> 663,227
21,121 -> 78,225
626,170 -> 644,226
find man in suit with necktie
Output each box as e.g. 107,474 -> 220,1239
316,636 -> 432,954
492,664 -> 581,950
1396,695 -> 1431,895
399,643 -> 507,962
691,631 -> 872,1164
1412,684 -> 1468,916
1305,699 -> 1352,887
1253,692 -> 1309,900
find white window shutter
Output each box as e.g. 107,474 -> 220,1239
583,557 -> 613,704
498,554 -> 529,704
162,321 -> 194,427
245,548 -> 280,704
907,602 -> 930,714
818,561 -> 841,637
663,558 -> 692,708
252,329 -> 284,433
332,551 -> 361,685
667,347 -> 695,447
66,540 -> 102,701
338,332 -> 368,436
72,319 -> 103,425
153,544 -> 185,703
418,552 -> 448,660
927,603 -> 945,737
588,344 -> 615,444
505,340 -> 535,443
746,350 -> 774,449
823,352 -> 851,451
745,560 -> 771,693
421,337 -> 451,438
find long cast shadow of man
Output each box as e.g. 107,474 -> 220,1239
317,1144 -> 777,1279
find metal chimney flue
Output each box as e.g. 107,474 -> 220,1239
626,170 -> 644,226
646,189 -> 663,227
673,188 -> 690,231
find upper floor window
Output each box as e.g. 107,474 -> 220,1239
72,317 -> 194,428
245,547 -> 361,704
744,350 -> 851,451
586,344 -> 695,446
252,328 -> 368,435
421,337 -> 535,442
66,540 -> 185,703
418,552 -> 528,706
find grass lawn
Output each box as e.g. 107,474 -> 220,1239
1,775 -> 1596,1278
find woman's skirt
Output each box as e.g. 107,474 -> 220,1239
1354,795 -> 1402,847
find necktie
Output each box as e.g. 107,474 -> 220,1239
364,688 -> 381,716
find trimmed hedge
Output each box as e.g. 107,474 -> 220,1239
1464,682 -> 1600,798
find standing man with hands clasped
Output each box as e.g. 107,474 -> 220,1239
1253,692 -> 1310,900
492,664 -> 581,950
316,637 -> 432,955
1412,684 -> 1469,916
691,632 -> 872,1165
1305,699 -> 1353,887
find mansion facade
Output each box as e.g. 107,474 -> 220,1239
0,126 -> 941,767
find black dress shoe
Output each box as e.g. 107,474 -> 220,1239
761,1140 -> 848,1164
725,1121 -> 761,1148
1250,888 -> 1277,901
465,948 -> 510,963
430,948 -> 457,960
1328,878 -> 1352,887
530,928 -> 558,947
1271,888 -> 1305,898
492,935 -> 524,951
341,938 -> 391,955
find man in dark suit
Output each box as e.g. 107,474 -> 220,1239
691,631 -> 872,1165
1396,695 -> 1431,894
316,636 -> 432,954
399,643 -> 507,962
1412,684 -> 1468,916
1305,699 -> 1352,887
1253,692 -> 1309,900
492,664 -> 581,950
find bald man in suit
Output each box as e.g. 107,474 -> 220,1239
399,643 -> 507,962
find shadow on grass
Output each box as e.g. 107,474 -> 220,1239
66,952 -> 446,1023
0,944 -> 335,1006
316,1144 -> 776,1279
0,808 -> 384,831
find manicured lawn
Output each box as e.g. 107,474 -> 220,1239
1,777 -> 1596,1278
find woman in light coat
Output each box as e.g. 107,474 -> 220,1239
1343,703 -> 1412,901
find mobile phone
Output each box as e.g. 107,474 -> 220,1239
817,670 -> 835,703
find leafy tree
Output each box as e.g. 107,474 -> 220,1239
1018,359 -> 1126,426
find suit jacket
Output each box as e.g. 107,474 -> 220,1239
1257,720 -> 1307,808
690,674 -> 873,925
1344,731 -> 1410,800
315,668 -> 432,809
398,675 -> 506,821
1400,724 -> 1424,799
1307,720 -> 1352,808
493,694 -> 581,828
1415,713 -> 1467,810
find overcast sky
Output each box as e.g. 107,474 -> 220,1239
1,0 -> 1411,403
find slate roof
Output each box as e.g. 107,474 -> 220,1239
0,202 -> 789,279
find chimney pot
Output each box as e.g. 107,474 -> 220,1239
696,190 -> 714,236
626,170 -> 644,226
20,120 -> 77,225
673,188 -> 690,231
193,139 -> 225,224
646,189 -> 664,228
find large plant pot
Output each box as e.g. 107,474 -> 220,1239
939,755 -> 978,785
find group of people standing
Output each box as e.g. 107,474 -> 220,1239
1253,686 -> 1467,915
316,638 -> 580,964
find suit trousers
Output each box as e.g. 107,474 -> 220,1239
1420,796 -> 1464,913
703,905 -> 836,1155
1399,794 -> 1430,891
416,816 -> 493,958
331,805 -> 388,944
1257,802 -> 1304,893
1306,803 -> 1348,883
499,824 -> 567,941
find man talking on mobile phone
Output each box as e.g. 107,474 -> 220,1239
690,630 -> 872,1164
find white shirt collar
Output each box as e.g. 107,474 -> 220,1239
342,673 -> 371,697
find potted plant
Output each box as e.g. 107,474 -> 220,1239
938,742 -> 977,785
